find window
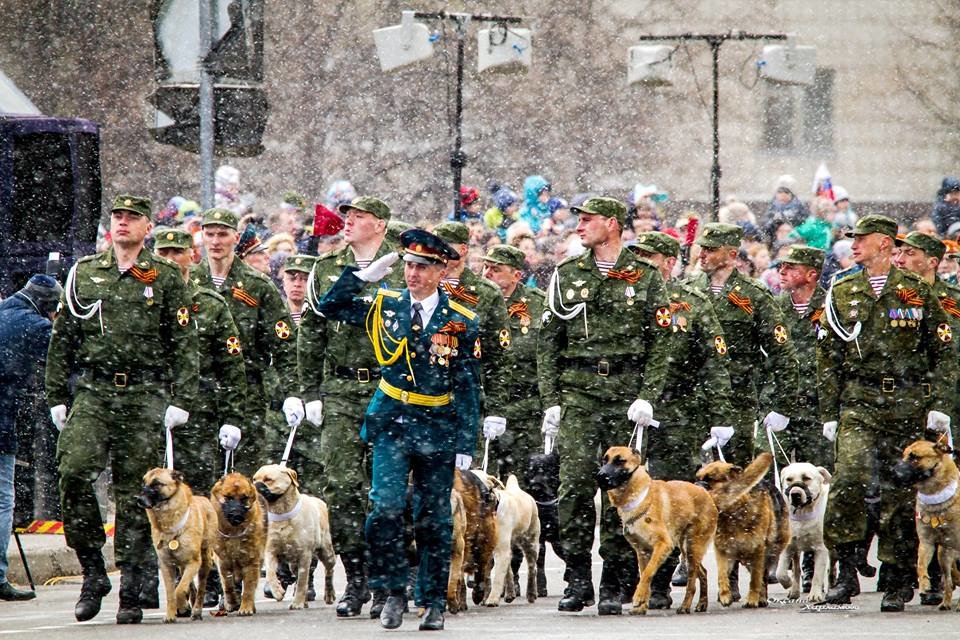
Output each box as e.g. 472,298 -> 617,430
760,67 -> 834,155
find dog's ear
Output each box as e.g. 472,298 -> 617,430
631,447 -> 641,458
171,469 -> 184,485
817,466 -> 833,485
284,467 -> 300,488
730,465 -> 743,475
935,437 -> 954,456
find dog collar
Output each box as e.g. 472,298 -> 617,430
789,509 -> 818,522
268,497 -> 303,523
218,524 -> 252,539
535,498 -> 559,507
918,480 -> 958,506
620,486 -> 650,513
170,507 -> 191,536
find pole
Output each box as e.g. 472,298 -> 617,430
12,530 -> 35,591
709,38 -> 721,220
451,31 -> 466,220
198,0 -> 215,209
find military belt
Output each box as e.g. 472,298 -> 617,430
378,379 -> 450,407
850,374 -> 932,397
83,369 -> 161,388
333,365 -> 382,383
566,358 -> 638,377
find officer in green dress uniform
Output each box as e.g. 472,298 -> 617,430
46,195 -> 199,624
316,229 -> 482,632
818,215 -> 958,611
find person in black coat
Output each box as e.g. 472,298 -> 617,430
0,274 -> 61,600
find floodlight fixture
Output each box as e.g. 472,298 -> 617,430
477,23 -> 532,73
758,40 -> 816,85
373,10 -> 435,72
627,45 -> 674,86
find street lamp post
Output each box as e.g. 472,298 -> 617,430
636,31 -> 788,219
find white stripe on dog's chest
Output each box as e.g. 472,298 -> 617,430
268,497 -> 303,522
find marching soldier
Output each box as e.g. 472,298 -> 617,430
298,196 -> 404,617
191,208 -> 303,473
630,231 -> 735,607
46,195 -> 198,624
281,254 -> 316,326
316,230 -> 482,631
479,244 -> 545,478
818,215 -> 958,611
431,222 -> 511,453
538,197 -> 672,615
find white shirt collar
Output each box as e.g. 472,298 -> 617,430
411,290 -> 440,326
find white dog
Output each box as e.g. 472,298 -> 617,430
775,462 -> 832,602
474,472 -> 540,606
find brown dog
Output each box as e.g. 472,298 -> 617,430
895,439 -> 960,610
695,452 -> 790,608
598,446 -> 717,615
446,488 -> 468,614
210,472 -> 268,615
137,468 -> 217,622
453,468 -> 498,608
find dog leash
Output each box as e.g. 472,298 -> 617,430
482,437 -> 490,474
628,419 -> 661,463
164,424 -> 175,470
765,426 -> 792,493
223,449 -> 234,477
280,423 -> 299,468
544,434 -> 555,455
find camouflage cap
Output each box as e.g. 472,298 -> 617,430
432,221 -> 470,245
283,254 -> 316,274
482,244 -> 526,271
153,227 -> 193,250
844,214 -> 897,239
896,231 -> 946,260
111,194 -> 152,218
337,195 -> 392,221
697,223 -> 744,248
570,197 -> 627,226
201,207 -> 240,230
282,190 -> 307,209
386,220 -> 415,248
634,231 -> 680,258
780,244 -> 826,269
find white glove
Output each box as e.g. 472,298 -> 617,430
627,399 -> 653,426
542,405 -> 561,438
218,424 -> 241,450
455,454 -> 472,470
822,421 -> 838,442
927,410 -> 951,433
710,426 -> 736,449
355,251 -> 399,282
305,400 -> 324,426
163,405 -> 189,429
50,404 -> 67,432
483,416 -> 507,440
283,397 -> 305,427
763,411 -> 790,432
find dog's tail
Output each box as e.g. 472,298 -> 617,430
712,452 -> 774,511
506,474 -> 521,492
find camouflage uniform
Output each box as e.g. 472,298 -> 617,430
191,209 -> 298,474
537,198 -> 671,611
46,199 -> 198,569
818,216 -> 958,598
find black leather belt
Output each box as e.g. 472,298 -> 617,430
567,358 -> 637,377
85,369 -> 159,388
851,374 -> 931,397
333,365 -> 382,383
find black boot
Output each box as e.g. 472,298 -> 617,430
855,543 -> 877,578
671,562 -> 688,587
648,556 -> 677,610
920,556 -> 943,606
418,605 -> 444,631
728,562 -> 741,603
879,564 -> 909,612
558,558 -> 595,612
379,592 -> 406,629
74,548 -> 112,622
336,553 -> 371,617
369,589 -> 388,619
825,543 -> 861,604
801,552 -> 815,594
203,565 -> 222,608
138,551 -> 160,609
597,560 -> 622,615
0,582 -> 35,601
307,556 -> 318,602
116,564 -> 144,624
619,556 -> 639,604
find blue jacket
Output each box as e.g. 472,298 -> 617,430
317,267 -> 482,455
518,175 -> 551,234
0,294 -> 53,454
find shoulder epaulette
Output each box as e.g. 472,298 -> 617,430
526,287 -> 546,300
196,287 -> 227,304
556,253 -> 584,269
832,265 -> 864,285
151,253 -> 180,271
77,253 -> 99,265
680,283 -> 708,301
899,269 -> 925,284
448,300 -> 477,320
376,288 -> 401,299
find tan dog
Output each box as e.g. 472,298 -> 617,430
895,439 -> 960,610
453,468 -> 498,607
446,488 -> 468,614
137,468 -> 217,623
696,452 -> 790,608
775,463 -> 831,602
252,465 -> 336,609
210,472 -> 268,615
474,473 -> 540,607
599,446 -> 717,615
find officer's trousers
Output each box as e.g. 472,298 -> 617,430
57,389 -> 164,565
645,398 -> 705,482
490,401 -> 541,481
824,402 -> 920,566
557,400 -> 634,568
366,430 -> 453,610
173,408 -> 219,495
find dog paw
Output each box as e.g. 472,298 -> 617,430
238,605 -> 255,616
324,593 -> 335,605
808,591 -> 825,604
629,604 -> 648,616
787,587 -> 800,600
289,601 -> 306,610
191,609 -> 202,621
778,574 -> 793,589
676,606 -> 690,615
176,608 -> 191,618
527,594 -> 537,604
267,584 -> 285,601
695,602 -> 708,613
718,594 -> 732,607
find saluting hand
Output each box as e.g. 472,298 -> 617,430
355,252 -> 400,283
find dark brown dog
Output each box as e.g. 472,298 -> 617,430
452,468 -> 498,610
446,488 -> 468,614
137,468 -> 217,622
210,472 -> 268,616
695,452 -> 790,608
894,439 -> 960,610
598,446 -> 717,615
